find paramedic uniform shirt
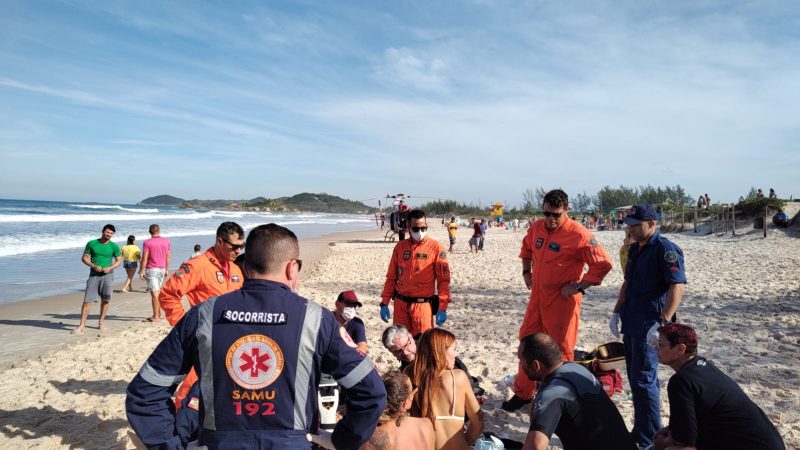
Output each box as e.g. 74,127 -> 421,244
126,279 -> 386,450
531,363 -> 636,450
667,357 -> 785,450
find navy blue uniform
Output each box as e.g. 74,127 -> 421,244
620,230 -> 686,445
344,317 -> 366,345
126,279 -> 386,449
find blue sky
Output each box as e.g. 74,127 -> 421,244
1,1 -> 798,207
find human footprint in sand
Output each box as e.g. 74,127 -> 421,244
72,224 -> 121,334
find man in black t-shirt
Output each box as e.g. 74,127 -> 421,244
654,323 -> 785,450
518,333 -> 636,450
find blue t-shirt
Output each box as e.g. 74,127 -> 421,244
345,317 -> 367,344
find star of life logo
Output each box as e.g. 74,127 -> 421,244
226,334 -> 285,389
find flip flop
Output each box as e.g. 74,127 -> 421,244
70,328 -> 85,334
145,317 -> 156,322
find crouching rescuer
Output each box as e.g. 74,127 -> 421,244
125,223 -> 386,449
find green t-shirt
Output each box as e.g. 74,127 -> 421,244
85,239 -> 121,273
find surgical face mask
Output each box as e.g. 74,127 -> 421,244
410,230 -> 427,241
342,307 -> 357,321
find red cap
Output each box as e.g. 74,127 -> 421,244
337,290 -> 362,307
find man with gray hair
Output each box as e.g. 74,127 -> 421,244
381,324 -> 484,397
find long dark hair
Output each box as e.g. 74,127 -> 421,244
127,235 -> 135,245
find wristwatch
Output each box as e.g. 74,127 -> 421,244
574,283 -> 585,294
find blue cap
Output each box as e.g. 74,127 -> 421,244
624,204 -> 659,225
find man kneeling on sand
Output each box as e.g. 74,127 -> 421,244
652,323 -> 785,450
518,333 -> 636,450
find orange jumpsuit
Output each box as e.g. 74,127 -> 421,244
514,218 -> 612,399
381,237 -> 451,337
158,247 -> 244,407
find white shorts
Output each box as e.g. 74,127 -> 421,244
145,268 -> 166,291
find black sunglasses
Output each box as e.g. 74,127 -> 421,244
220,236 -> 245,251
411,226 -> 428,232
542,211 -> 565,218
294,259 -> 303,272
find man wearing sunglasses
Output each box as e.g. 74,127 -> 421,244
380,209 -> 451,337
504,189 -> 612,412
156,221 -> 246,439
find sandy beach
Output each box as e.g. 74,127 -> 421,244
0,224 -> 798,449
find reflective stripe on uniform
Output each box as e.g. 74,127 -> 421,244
336,356 -> 374,389
294,301 -> 322,430
139,361 -> 186,387
197,296 -> 218,431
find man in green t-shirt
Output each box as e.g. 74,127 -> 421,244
72,224 -> 121,334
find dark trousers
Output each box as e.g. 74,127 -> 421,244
623,322 -> 661,445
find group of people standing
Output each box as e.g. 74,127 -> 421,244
74,222 -> 211,333
115,189 -> 784,450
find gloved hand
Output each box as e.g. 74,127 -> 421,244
609,313 -> 621,338
436,310 -> 447,325
306,430 -> 334,449
380,304 -> 391,323
646,322 -> 661,348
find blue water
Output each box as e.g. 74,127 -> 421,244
0,198 -> 376,304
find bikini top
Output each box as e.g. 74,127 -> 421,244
435,369 -> 464,422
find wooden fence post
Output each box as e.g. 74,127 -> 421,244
764,205 -> 768,238
693,208 -> 697,233
732,207 -> 736,236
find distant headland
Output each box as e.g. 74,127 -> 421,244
138,193 -> 377,214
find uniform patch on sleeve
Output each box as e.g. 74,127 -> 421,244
403,250 -> 411,261
535,237 -> 544,249
216,271 -> 224,283
187,397 -> 200,411
439,251 -> 447,259
664,251 -> 679,263
438,263 -> 450,282
589,237 -> 598,247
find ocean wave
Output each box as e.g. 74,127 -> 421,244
71,204 -> 160,213
0,211 -> 217,223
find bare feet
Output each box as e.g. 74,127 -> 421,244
98,322 -> 106,332
70,327 -> 85,334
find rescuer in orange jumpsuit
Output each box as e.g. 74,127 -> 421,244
502,189 -> 613,412
158,221 -> 245,409
380,209 -> 451,337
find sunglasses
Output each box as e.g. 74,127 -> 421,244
542,211 -> 565,218
220,236 -> 245,251
294,259 -> 303,272
410,226 -> 428,232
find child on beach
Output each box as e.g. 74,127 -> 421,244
120,235 -> 141,293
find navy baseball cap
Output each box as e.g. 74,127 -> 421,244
624,204 -> 659,225
337,290 -> 362,307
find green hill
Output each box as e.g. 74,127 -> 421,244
139,192 -> 375,214
138,195 -> 185,206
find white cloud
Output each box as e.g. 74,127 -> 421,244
375,47 -> 450,92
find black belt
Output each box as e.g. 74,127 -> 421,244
394,292 -> 436,304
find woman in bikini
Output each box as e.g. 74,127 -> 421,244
407,328 -> 484,450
